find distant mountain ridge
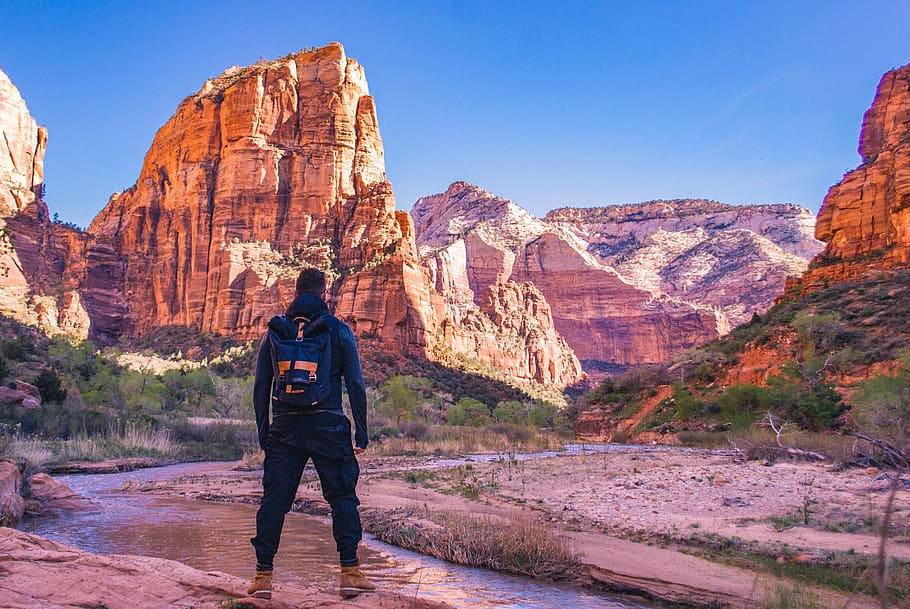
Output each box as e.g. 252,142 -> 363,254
413,182 -> 822,367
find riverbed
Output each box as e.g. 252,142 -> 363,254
19,462 -> 652,609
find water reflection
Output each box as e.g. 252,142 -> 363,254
20,462 -> 652,609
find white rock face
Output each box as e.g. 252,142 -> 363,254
0,70 -> 46,217
413,184 -> 822,367
547,200 -> 824,326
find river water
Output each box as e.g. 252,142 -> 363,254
19,460 -> 654,609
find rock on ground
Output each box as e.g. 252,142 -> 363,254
0,528 -> 449,609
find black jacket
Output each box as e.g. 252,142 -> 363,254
253,294 -> 368,451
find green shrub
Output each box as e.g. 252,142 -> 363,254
671,382 -> 701,421
33,368 -> 67,404
492,400 -> 528,425
446,397 -> 491,426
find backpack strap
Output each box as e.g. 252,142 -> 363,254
291,316 -> 309,342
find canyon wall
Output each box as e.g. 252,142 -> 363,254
86,44 -> 436,352
414,182 -> 819,367
803,62 -> 910,286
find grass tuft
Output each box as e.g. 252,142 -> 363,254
368,508 -> 579,578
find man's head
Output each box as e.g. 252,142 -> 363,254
295,268 -> 327,296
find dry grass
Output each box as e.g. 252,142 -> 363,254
367,508 -> 579,578
370,426 -> 564,457
28,423 -> 180,466
757,581 -> 826,609
118,422 -> 174,455
8,438 -> 54,476
59,435 -> 107,461
728,428 -> 857,464
238,449 -> 264,470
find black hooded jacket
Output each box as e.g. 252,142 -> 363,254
252,293 -> 368,450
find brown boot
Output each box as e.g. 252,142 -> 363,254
247,569 -> 272,599
339,565 -> 376,598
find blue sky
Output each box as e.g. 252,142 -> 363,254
1,1 -> 908,227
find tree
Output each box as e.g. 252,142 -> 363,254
529,403 -> 558,428
492,400 -> 528,425
34,368 -> 67,404
377,375 -> 429,427
446,397 -> 490,426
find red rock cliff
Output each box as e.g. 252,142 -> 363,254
806,62 -> 910,285
0,48 -> 583,389
85,44 -> 437,353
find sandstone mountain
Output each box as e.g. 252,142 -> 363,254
547,201 -> 821,327
726,61 -> 910,387
413,182 -> 820,367
799,62 -> 910,287
0,70 -> 90,337
0,47 -> 582,388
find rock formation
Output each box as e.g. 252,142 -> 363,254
24,472 -> 94,515
802,62 -> 910,286
0,70 -> 90,337
0,458 -> 24,525
413,182 -> 817,367
85,44 -> 436,353
0,380 -> 41,409
441,281 -> 583,384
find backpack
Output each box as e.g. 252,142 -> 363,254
267,313 -> 336,408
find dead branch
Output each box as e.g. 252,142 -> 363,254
848,432 -> 909,469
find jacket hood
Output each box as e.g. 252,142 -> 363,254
285,293 -> 329,321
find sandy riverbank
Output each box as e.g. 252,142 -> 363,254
122,446 -> 907,608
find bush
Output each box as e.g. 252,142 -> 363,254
1,335 -> 35,361
672,382 -> 700,421
401,421 -> 431,440
529,403 -> 557,428
852,370 -> 910,442
445,397 -> 491,426
33,368 -> 67,404
487,423 -> 532,443
492,400 -> 528,425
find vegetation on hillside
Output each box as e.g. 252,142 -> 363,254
582,270 -> 910,458
0,313 -> 568,470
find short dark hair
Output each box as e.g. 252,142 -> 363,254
295,268 -> 327,295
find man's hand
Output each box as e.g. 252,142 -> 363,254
354,446 -> 365,455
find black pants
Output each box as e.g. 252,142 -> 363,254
251,410 -> 362,569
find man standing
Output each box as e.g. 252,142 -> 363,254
247,268 -> 374,599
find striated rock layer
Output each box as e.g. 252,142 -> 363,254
548,201 -> 822,327
798,62 -> 910,287
414,182 -> 818,367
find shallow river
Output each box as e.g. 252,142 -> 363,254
20,460 -> 655,609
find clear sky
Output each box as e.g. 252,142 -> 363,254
1,1 -> 908,228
